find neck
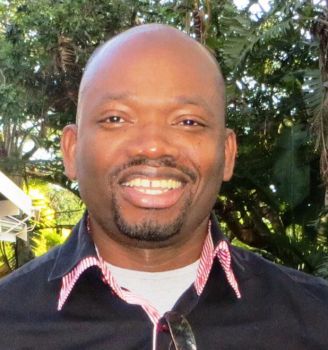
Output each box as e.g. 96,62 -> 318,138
90,218 -> 209,272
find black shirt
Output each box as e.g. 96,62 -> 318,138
0,214 -> 327,349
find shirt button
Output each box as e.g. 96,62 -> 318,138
158,321 -> 169,332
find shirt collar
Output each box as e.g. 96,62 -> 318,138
48,212 -> 97,281
50,212 -> 241,312
49,212 -> 227,281
209,213 -> 228,245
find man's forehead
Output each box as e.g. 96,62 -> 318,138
81,24 -> 223,90
86,24 -> 207,68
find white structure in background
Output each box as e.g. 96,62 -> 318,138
0,171 -> 32,242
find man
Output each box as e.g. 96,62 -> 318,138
0,24 -> 327,350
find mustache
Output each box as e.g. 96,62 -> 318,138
111,156 -> 197,183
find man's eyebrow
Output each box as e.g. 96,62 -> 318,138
173,96 -> 214,116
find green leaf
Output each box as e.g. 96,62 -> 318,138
273,125 -> 310,208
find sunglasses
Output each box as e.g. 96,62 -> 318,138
164,311 -> 197,350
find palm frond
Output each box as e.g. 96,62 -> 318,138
56,35 -> 76,74
313,253 -> 328,279
221,3 -> 294,74
303,69 -> 323,111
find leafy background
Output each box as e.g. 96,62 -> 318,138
0,0 -> 328,278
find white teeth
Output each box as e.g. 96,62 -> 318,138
138,188 -> 168,195
151,180 -> 161,188
123,178 -> 182,190
141,179 -> 150,187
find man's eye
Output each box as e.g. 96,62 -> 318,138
105,115 -> 124,123
180,119 -> 202,127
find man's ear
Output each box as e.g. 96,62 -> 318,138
223,128 -> 237,181
61,124 -> 78,180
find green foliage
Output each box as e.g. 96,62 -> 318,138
0,0 -> 328,278
0,180 -> 83,273
27,180 -> 84,256
273,124 -> 310,208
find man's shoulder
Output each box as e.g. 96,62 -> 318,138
0,245 -> 60,292
231,245 -> 328,301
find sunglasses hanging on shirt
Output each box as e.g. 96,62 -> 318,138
164,311 -> 197,350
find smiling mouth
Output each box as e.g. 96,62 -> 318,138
115,163 -> 193,209
119,176 -> 186,209
122,178 -> 182,195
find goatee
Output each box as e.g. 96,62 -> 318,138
112,195 -> 192,244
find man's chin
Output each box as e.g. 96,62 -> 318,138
110,193 -> 192,246
114,215 -> 183,244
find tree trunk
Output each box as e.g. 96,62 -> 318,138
311,9 -> 328,203
15,238 -> 34,268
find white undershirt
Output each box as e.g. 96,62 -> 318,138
105,260 -> 200,316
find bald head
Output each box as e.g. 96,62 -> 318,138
62,23 -> 236,253
77,24 -> 225,123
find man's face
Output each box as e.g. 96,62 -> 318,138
62,34 -> 236,247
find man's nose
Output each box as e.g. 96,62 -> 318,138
126,123 -> 180,160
